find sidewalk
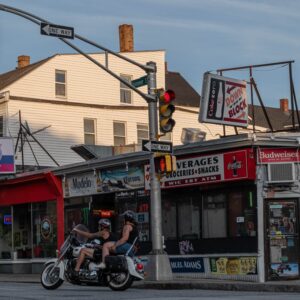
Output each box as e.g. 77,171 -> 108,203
1,273 -> 300,293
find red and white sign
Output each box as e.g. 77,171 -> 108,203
145,149 -> 255,190
199,73 -> 248,127
258,148 -> 300,163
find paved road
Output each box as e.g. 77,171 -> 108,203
1,282 -> 300,300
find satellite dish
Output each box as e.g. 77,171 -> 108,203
181,128 -> 206,144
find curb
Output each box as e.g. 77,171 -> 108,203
1,276 -> 300,293
135,281 -> 300,293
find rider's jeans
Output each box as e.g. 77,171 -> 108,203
115,243 -> 134,257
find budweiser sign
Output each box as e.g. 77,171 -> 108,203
258,148 -> 300,163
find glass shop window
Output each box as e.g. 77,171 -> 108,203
178,196 -> 201,240
203,193 -> 227,238
162,198 -> 177,240
228,190 -> 256,237
115,191 -> 150,242
202,189 -> 257,239
0,206 -> 12,259
13,204 -> 32,259
32,201 -> 57,258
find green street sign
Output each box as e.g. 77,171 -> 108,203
132,75 -> 148,88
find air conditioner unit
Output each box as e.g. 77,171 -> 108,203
267,163 -> 295,183
181,128 -> 206,145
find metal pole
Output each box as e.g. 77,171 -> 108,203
289,63 -> 295,129
249,67 -> 256,133
145,61 -> 172,280
217,60 -> 294,73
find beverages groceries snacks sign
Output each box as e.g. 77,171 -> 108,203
145,149 -> 255,190
199,73 -> 248,127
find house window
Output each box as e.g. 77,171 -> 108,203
137,123 -> 149,145
55,70 -> 66,97
113,121 -> 126,146
0,116 -> 3,137
84,118 -> 96,145
120,74 -> 132,104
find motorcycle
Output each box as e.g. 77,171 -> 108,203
40,224 -> 144,291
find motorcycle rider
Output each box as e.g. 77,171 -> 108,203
72,218 -> 117,277
99,210 -> 138,269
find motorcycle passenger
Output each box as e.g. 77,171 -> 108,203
99,210 -> 138,269
72,218 -> 117,277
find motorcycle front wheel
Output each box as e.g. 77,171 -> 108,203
106,271 -> 133,291
41,262 -> 64,290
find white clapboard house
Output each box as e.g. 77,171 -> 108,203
0,25 -> 258,171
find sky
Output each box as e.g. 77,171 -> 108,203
1,0 -> 300,108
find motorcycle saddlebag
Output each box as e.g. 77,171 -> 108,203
105,255 -> 128,272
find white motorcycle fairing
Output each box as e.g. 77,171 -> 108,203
126,256 -> 144,280
44,258 -> 65,280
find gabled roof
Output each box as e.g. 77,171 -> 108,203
0,56 -> 54,90
248,105 -> 299,131
166,71 -> 200,107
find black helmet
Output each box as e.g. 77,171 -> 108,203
98,218 -> 111,228
122,210 -> 136,222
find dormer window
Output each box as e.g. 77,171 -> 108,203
55,70 -> 66,97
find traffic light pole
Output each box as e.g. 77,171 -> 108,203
145,62 -> 173,280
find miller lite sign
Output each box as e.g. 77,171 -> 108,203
199,73 -> 248,127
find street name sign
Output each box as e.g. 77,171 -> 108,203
41,22 -> 74,39
142,140 -> 173,153
132,75 -> 148,88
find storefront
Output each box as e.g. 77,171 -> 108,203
257,147 -> 300,280
1,133 -> 300,281
144,146 -> 259,281
0,172 -> 64,273
52,152 -> 152,255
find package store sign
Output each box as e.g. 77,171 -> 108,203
258,148 -> 300,163
145,149 -> 255,190
169,257 -> 205,273
64,172 -> 97,197
199,73 -> 248,127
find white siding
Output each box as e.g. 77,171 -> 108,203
5,51 -> 165,107
1,50 -> 263,169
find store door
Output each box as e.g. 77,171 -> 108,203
266,200 -> 299,280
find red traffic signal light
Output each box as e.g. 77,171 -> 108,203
154,155 -> 177,174
158,89 -> 176,133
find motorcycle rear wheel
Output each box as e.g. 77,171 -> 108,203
106,271 -> 133,291
41,262 -> 64,290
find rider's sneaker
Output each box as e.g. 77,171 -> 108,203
99,262 -> 106,269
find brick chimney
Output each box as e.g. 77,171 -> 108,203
18,55 -> 30,68
119,24 -> 134,52
280,98 -> 289,112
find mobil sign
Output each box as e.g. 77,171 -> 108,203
199,73 -> 248,127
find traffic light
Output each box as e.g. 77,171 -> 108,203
155,155 -> 177,174
158,89 -> 176,133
